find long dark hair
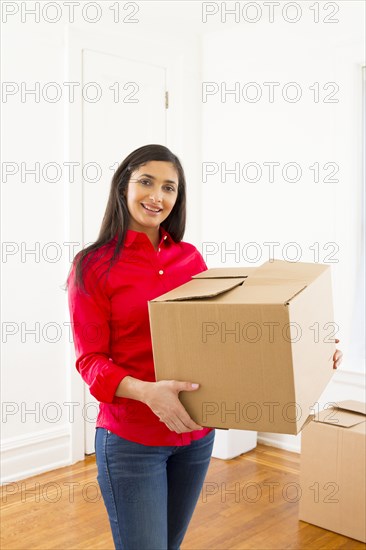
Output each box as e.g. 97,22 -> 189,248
65,144 -> 187,293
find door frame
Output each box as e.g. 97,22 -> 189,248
64,24 -> 202,462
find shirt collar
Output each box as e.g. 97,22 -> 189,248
112,226 -> 174,248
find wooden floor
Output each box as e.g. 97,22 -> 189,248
1,444 -> 364,550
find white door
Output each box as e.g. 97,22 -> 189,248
82,49 -> 167,453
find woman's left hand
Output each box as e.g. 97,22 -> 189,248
333,338 -> 343,369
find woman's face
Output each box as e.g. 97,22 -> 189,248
125,161 -> 179,232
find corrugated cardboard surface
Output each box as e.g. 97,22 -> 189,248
336,400 -> 366,415
314,407 -> 366,428
299,402 -> 366,543
246,259 -> 329,283
287,267 -> 336,430
152,277 -> 246,301
148,260 -> 336,434
193,267 -> 255,279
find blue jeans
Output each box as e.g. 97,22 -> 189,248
95,427 -> 215,550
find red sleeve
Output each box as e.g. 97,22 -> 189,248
67,260 -> 129,403
194,248 -> 208,272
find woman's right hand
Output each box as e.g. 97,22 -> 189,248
143,380 -> 204,433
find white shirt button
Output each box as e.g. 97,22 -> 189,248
163,236 -> 167,240
159,269 -> 164,275
158,247 -> 161,252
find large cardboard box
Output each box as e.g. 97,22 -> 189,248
148,259 -> 336,434
299,401 -> 366,542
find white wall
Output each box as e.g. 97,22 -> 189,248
1,2 -> 204,482
200,1 -> 365,452
1,1 -> 365,480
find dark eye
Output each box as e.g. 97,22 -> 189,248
139,179 -> 151,185
165,186 -> 176,192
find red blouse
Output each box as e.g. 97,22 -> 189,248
67,226 -> 213,446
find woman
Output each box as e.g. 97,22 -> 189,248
67,144 -> 214,550
66,144 -> 343,550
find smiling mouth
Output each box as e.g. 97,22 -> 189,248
141,203 -> 163,213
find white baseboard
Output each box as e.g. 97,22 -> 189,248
0,425 -> 71,484
257,434 -> 300,454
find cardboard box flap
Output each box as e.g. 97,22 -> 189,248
314,402 -> 366,428
235,279 -> 307,305
251,259 -> 328,283
150,277 -> 247,302
193,267 -> 256,279
335,400 -> 366,416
